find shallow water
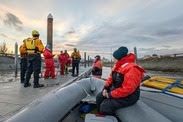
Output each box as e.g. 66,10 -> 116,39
0,70 -> 18,83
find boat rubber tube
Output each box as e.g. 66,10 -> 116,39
6,78 -> 94,122
116,100 -> 172,122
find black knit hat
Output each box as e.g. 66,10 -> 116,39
95,55 -> 100,59
113,46 -> 128,60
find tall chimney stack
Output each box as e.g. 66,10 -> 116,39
47,13 -> 53,52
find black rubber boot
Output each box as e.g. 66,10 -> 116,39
34,84 -> 44,88
24,83 -> 31,87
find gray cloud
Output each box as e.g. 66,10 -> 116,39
162,45 -> 171,48
77,10 -> 183,50
66,27 -> 75,34
138,48 -> 156,52
60,27 -> 76,39
3,12 -> 23,31
74,12 -> 183,58
153,29 -> 183,37
65,44 -> 75,47
138,47 -> 183,57
0,33 -> 7,38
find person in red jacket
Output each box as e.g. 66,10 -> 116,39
92,55 -> 102,79
43,44 -> 56,79
96,46 -> 145,115
58,51 -> 67,75
64,50 -> 70,74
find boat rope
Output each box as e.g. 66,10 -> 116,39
162,80 -> 182,93
75,79 -> 95,103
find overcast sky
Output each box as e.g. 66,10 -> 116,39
0,0 -> 183,59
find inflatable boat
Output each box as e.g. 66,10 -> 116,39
6,77 -> 183,122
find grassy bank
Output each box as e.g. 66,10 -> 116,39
138,57 -> 183,72
102,57 -> 183,73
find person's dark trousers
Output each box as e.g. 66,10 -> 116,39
20,58 -> 27,83
76,62 -> 79,76
65,64 -> 69,74
96,90 -> 139,115
72,62 -> 76,76
24,54 -> 41,86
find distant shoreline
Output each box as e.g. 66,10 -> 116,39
138,57 -> 183,73
1,56 -> 183,73
103,56 -> 183,73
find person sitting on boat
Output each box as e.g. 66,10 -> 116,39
96,46 -> 146,115
92,55 -> 103,79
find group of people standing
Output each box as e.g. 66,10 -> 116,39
43,46 -> 72,79
43,46 -> 81,78
19,30 -> 82,88
58,50 -> 71,75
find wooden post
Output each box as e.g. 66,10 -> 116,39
84,52 -> 86,68
15,42 -> 18,78
110,47 -> 112,69
88,55 -> 90,67
134,47 -> 138,64
47,13 -> 53,52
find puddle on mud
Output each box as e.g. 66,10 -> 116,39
0,70 -> 19,83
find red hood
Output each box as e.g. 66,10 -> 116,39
115,53 -> 136,70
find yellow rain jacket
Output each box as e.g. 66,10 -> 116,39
71,52 -> 81,59
21,37 -> 44,54
19,39 -> 27,58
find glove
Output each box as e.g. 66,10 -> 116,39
35,47 -> 39,52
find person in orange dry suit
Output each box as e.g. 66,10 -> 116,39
64,50 -> 70,74
96,46 -> 146,115
58,51 -> 67,75
92,55 -> 103,79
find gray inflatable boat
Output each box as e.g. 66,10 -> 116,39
6,77 -> 183,122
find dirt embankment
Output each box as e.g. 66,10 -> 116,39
138,57 -> 183,72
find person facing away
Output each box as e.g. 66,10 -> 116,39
58,51 -> 67,75
92,55 -> 103,79
64,50 -> 70,74
71,48 -> 81,77
21,30 -> 44,88
96,46 -> 146,115
43,44 -> 56,79
19,40 -> 28,83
